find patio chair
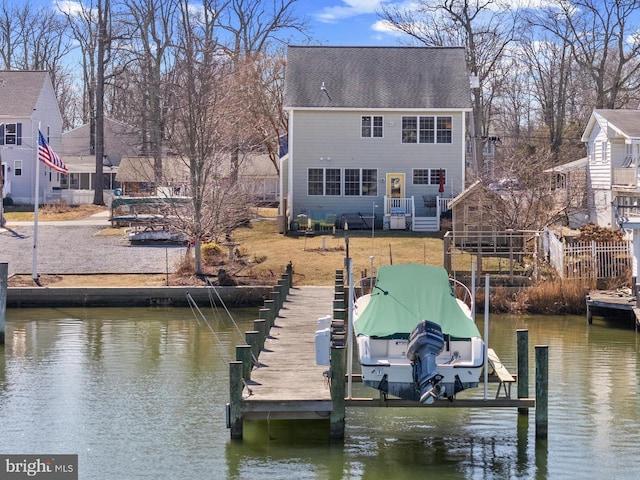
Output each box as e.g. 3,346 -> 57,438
318,213 -> 337,231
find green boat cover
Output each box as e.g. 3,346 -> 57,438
353,264 -> 481,339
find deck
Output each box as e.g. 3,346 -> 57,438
242,286 -> 335,420
228,268 -> 545,440
586,289 -> 640,329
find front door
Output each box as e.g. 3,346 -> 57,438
386,173 -> 405,198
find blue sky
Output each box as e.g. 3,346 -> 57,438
295,0 -> 407,46
41,0 -> 406,46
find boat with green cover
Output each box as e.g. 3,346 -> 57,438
353,263 -> 485,403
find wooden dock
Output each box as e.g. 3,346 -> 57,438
586,289 -> 640,329
241,285 -> 335,420
228,269 -> 543,440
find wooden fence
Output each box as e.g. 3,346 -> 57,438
543,228 -> 632,280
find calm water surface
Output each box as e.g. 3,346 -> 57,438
1,307 -> 639,479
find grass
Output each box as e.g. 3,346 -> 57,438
234,218 -> 446,286
4,203 -> 108,221
3,204 -> 612,314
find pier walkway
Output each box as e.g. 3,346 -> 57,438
228,269 -> 543,441
242,286 -> 334,420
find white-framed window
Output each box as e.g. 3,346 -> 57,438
412,168 -> 446,186
308,168 -> 341,196
14,159 -> 22,176
361,115 -> 383,138
402,116 -> 452,144
0,123 -> 22,145
345,168 -> 377,196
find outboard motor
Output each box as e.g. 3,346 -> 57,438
407,320 -> 445,404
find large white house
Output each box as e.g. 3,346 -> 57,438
0,70 -> 63,205
281,46 -> 472,232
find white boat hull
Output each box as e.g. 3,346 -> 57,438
357,334 -> 484,400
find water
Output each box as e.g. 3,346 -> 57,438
1,308 -> 639,479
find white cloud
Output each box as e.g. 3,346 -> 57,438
315,0 -> 389,23
54,0 -> 85,16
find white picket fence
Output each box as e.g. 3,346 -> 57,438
544,228 -> 632,280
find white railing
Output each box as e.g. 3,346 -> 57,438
612,167 -> 638,187
384,196 -> 414,215
543,228 -> 632,280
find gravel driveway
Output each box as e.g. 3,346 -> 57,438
0,213 -> 188,277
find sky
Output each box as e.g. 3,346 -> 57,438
294,0 -> 408,46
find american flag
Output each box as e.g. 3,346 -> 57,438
38,130 -> 67,173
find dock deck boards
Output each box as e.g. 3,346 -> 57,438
243,286 -> 334,419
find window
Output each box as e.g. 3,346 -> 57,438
308,168 -> 324,195
0,123 -> 22,146
437,117 -> 452,143
345,168 -> 377,196
402,117 -> 417,143
362,169 -> 377,196
308,168 -> 341,196
345,169 -> 360,195
14,160 -> 22,176
413,169 -> 429,185
412,168 -> 446,186
361,115 -> 383,138
402,116 -> 452,144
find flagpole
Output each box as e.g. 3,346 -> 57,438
32,123 -> 40,284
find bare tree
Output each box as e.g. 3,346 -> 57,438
170,0 -> 238,274
216,0 -> 304,184
122,0 -> 180,186
529,0 -> 640,109
379,0 -> 520,176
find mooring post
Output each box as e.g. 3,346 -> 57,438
280,274 -> 290,298
517,329 -> 529,415
263,300 -> 276,327
259,308 -> 271,331
253,319 -> 267,353
286,262 -> 294,288
329,344 -> 346,439
270,290 -> 281,318
245,331 -> 260,366
0,263 -> 6,345
236,344 -> 252,381
278,278 -> 288,302
229,361 -> 244,439
535,345 -> 549,440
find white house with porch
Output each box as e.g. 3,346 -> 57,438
581,109 -> 640,231
281,46 -> 472,232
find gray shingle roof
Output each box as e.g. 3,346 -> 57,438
284,46 -> 471,110
594,109 -> 640,138
0,70 -> 49,117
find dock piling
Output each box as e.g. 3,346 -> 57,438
0,263 -> 6,345
236,344 -> 252,381
229,361 -> 244,439
245,331 -> 260,366
253,319 -> 267,352
517,329 -> 529,415
535,345 -> 549,439
259,307 -> 272,330
263,300 -> 276,327
329,344 -> 346,439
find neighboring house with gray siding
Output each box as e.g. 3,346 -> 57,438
281,46 -> 472,232
59,118 -> 140,205
0,70 -> 63,205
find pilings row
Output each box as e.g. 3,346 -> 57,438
0,262 -> 6,345
229,264 -> 293,439
228,268 -> 549,441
